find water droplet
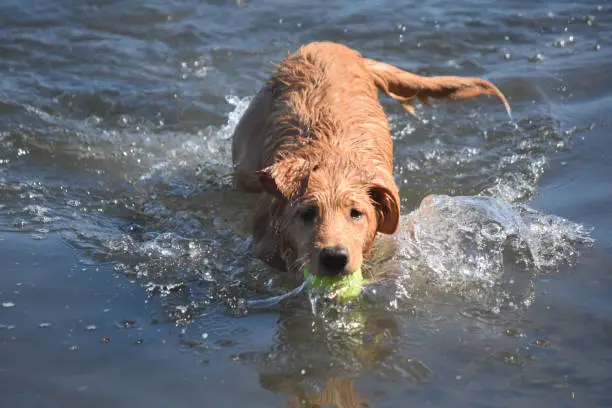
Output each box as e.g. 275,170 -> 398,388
528,53 -> 545,62
533,339 -> 551,348
116,320 -> 136,329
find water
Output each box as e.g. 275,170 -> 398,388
1,0 -> 611,406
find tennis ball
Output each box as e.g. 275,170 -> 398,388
303,268 -> 364,302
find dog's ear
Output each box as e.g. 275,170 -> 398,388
369,167 -> 401,235
257,157 -> 310,200
363,58 -> 511,116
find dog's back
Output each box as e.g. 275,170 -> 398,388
262,42 -> 394,172
232,42 -> 395,194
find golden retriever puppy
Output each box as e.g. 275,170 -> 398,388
232,41 -> 509,278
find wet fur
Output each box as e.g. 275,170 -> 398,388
232,41 -> 509,278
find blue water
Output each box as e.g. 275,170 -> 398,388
1,1 -> 611,407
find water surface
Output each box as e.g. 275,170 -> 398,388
1,1 -> 611,407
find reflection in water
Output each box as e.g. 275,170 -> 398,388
268,377 -> 367,408
239,302 -> 401,408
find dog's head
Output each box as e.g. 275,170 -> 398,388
257,153 -> 400,277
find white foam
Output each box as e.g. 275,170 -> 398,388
389,194 -> 593,310
137,95 -> 251,186
43,93 -> 592,317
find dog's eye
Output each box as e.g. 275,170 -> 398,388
350,208 -> 363,220
299,206 -> 318,223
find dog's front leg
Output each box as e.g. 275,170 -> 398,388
252,204 -> 286,271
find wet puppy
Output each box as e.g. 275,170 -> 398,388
232,41 -> 509,278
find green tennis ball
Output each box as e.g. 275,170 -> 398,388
303,268 -> 364,302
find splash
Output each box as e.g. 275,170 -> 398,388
4,89 -> 593,321
137,95 -> 252,189
389,194 -> 593,311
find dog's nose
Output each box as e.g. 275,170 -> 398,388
319,246 -> 349,275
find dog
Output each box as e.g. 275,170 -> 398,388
232,41 -> 509,278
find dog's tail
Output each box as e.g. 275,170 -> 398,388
363,58 -> 511,117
